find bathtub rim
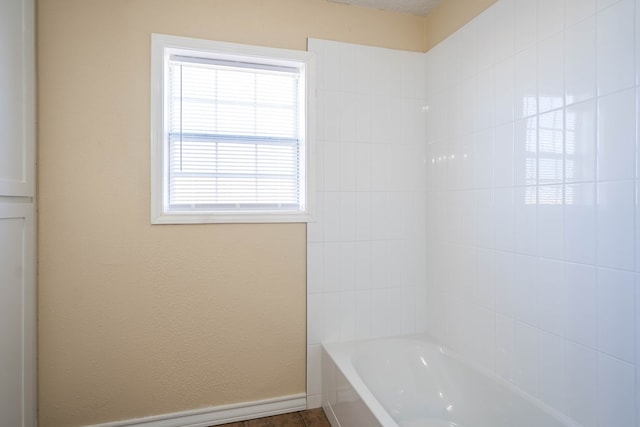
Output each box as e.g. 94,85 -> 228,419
322,339 -> 397,427
322,333 -> 581,427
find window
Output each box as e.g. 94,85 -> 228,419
151,34 -> 315,224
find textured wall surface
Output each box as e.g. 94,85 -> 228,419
36,0 -> 425,426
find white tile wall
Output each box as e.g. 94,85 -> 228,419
425,0 -> 639,425
308,0 -> 640,423
306,39 -> 427,407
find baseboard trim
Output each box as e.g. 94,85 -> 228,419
86,393 -> 307,427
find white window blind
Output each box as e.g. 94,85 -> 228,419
167,55 -> 302,212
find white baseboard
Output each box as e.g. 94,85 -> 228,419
85,393 -> 307,427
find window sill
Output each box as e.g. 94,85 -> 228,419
151,211 -> 313,224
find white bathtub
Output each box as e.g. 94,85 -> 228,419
321,335 -> 579,427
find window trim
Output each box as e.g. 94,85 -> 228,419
151,33 -> 315,224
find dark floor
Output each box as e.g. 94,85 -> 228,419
214,408 -> 331,427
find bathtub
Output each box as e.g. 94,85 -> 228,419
321,335 -> 579,427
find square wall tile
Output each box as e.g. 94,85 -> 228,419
514,186 -> 538,255
493,0 -> 515,62
446,191 -> 463,243
514,117 -> 538,186
598,0 -> 624,11
495,252 -> 516,318
339,193 -> 356,242
355,241 -> 372,291
565,17 -> 596,105
537,331 -> 567,413
355,192 -> 372,241
308,294 -> 323,345
597,353 -> 636,426
371,143 -> 388,191
513,254 -> 538,326
474,248 -> 496,309
460,190 -> 477,245
538,259 -> 567,338
339,143 -> 357,190
514,46 -> 538,119
467,305 -> 496,370
475,7 -> 495,71
514,0 -> 538,52
307,243 -> 324,294
322,41 -> 341,91
494,187 -> 515,251
386,97 -> 403,141
461,76 -> 478,135
565,99 -> 596,183
339,242 -> 356,291
514,321 -> 539,396
565,183 -> 597,266
597,0 -> 635,96
415,284 -> 430,333
371,289 -> 387,338
495,313 -> 516,381
494,122 -> 515,187
442,32 -> 463,88
597,180 -> 635,271
460,19 -> 478,80
475,129 -> 494,189
474,189 -> 495,248
371,241 -> 387,289
537,185 -> 564,260
596,267 -> 636,362
401,286 -> 417,334
494,58 -> 515,125
339,291 -> 356,341
355,46 -> 373,95
355,289 -> 372,339
565,0 -> 596,27
477,67 -> 495,130
355,95 -> 373,143
323,142 -> 341,191
538,33 -> 564,113
461,133 -> 477,190
566,263 -> 597,348
371,96 -> 389,144
323,192 -> 341,242
323,292 -> 340,342
565,342 -> 597,427
323,91 -> 340,141
323,242 -> 340,293
597,88 -> 636,182
447,85 -> 463,140
339,92 -> 357,143
538,109 -> 564,185
538,0 -> 564,40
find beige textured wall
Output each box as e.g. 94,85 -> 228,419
425,0 -> 497,50
37,1 -> 424,426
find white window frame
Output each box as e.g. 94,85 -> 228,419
151,33 -> 315,224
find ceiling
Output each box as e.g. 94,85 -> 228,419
326,0 -> 444,16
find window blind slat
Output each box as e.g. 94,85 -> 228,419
167,57 -> 302,211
